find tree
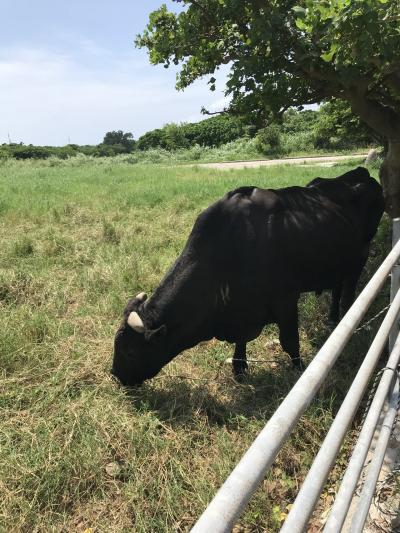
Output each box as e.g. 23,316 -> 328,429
103,130 -> 135,152
137,0 -> 400,215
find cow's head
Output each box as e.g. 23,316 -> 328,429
111,292 -> 168,386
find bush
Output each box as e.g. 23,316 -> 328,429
164,123 -> 189,150
281,109 -> 318,134
136,129 -> 167,151
281,131 -> 315,154
55,146 -> 79,159
12,145 -> 52,160
255,124 -> 282,154
95,144 -> 126,157
0,147 -> 10,160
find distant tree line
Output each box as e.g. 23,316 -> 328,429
136,115 -> 253,150
0,101 -> 378,161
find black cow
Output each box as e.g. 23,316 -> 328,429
112,167 -> 384,386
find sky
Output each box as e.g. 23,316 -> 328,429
0,0 -> 229,146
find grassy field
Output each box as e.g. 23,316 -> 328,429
0,157 -> 390,532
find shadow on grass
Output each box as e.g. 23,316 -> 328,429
124,361 -> 312,430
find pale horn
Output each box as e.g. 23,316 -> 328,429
127,312 -> 145,333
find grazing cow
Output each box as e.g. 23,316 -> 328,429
112,167 -> 384,386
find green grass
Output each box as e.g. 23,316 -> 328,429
0,157 -> 390,532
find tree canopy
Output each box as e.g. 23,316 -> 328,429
103,130 -> 135,151
137,0 -> 400,214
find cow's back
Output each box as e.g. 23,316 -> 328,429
218,181 -> 382,296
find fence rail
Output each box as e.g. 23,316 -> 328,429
190,219 -> 400,533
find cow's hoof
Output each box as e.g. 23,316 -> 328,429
233,364 -> 248,382
233,371 -> 247,383
291,357 -> 305,371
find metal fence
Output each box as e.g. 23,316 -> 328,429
191,219 -> 400,533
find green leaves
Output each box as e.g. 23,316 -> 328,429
321,44 -> 338,62
137,0 -> 400,135
293,6 -> 307,18
295,18 -> 308,30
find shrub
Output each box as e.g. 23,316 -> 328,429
136,129 -> 167,151
281,131 -> 315,154
282,109 -> 318,135
255,124 -> 282,154
12,145 -> 51,160
164,123 -> 189,150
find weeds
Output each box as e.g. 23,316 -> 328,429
102,220 -> 120,245
13,237 -> 35,257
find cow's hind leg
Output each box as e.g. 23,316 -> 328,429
276,295 -> 304,370
341,262 -> 366,316
232,342 -> 248,381
328,282 -> 343,327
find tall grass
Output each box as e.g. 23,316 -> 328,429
0,157 -> 390,531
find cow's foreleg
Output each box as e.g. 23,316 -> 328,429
341,264 -> 365,316
232,342 -> 248,381
276,295 -> 304,370
341,278 -> 358,316
340,251 -> 369,315
328,282 -> 343,327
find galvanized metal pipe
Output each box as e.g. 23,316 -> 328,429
389,218 -> 400,352
190,238 -> 400,533
323,330 -> 400,533
280,287 -> 400,533
350,377 -> 399,533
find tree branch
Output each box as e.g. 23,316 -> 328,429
201,107 -> 228,116
348,88 -> 400,140
384,71 -> 400,95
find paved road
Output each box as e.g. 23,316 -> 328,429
196,153 -> 367,170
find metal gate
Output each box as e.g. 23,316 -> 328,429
191,219 -> 400,533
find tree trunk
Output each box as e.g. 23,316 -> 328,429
380,140 -> 400,217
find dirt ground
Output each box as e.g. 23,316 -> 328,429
196,153 -> 367,170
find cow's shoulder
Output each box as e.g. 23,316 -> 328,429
222,186 -> 282,214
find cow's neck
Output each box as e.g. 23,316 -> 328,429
143,256 -> 220,357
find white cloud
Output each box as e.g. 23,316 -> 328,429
209,95 -> 231,111
0,46 -> 228,145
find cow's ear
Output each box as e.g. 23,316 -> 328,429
145,324 -> 167,343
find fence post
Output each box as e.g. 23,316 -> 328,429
389,218 -> 400,351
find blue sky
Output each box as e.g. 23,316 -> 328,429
0,1 -> 228,145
